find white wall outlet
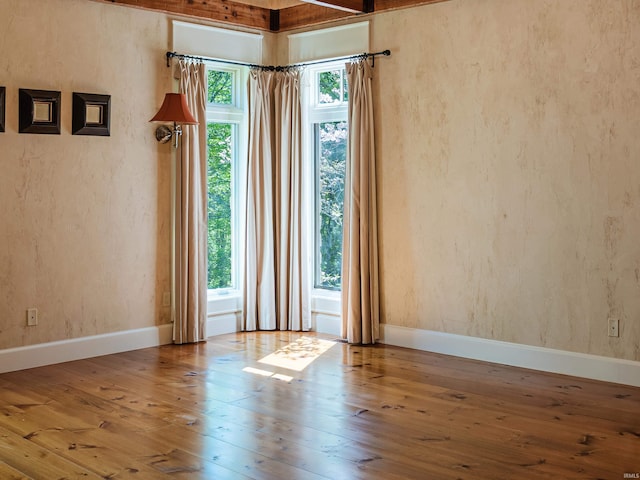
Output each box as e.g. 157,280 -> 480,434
162,292 -> 171,307
608,318 -> 619,337
27,308 -> 38,326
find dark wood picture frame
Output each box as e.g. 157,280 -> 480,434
72,92 -> 111,136
19,88 -> 61,134
0,87 -> 5,133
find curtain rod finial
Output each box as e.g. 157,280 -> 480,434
166,51 -> 176,68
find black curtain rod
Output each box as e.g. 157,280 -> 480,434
165,50 -> 391,70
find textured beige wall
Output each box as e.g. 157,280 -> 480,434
371,0 -> 640,360
2,0 -> 638,364
0,0 -> 173,349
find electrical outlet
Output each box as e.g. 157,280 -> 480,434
608,318 -> 619,337
27,308 -> 38,326
162,292 -> 171,307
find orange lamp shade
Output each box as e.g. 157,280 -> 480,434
150,93 -> 198,124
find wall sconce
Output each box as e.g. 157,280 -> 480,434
150,93 -> 197,147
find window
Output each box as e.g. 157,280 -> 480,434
206,65 -> 246,291
207,121 -> 234,289
309,65 -> 348,290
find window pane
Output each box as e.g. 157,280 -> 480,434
315,121 -> 347,289
318,70 -> 342,105
207,122 -> 233,289
343,72 -> 348,103
208,70 -> 233,105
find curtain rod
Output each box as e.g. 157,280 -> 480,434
165,50 -> 391,70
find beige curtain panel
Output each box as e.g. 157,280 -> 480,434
174,60 -> 208,344
341,59 -> 380,345
243,68 -> 310,332
276,70 -> 310,331
243,69 -> 277,331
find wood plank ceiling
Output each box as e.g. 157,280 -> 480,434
91,0 -> 448,32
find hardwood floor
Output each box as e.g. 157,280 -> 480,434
0,332 -> 638,479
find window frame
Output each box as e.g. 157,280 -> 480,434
306,62 -> 349,292
205,62 -> 248,296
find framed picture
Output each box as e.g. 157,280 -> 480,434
0,87 -> 5,133
72,92 -> 110,136
19,88 -> 61,134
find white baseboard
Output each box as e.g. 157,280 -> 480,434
3,320 -> 637,388
0,324 -> 174,374
380,324 -> 640,388
207,313 -> 240,337
314,313 -> 341,337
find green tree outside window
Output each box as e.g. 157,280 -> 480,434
316,121 -> 347,289
315,68 -> 348,290
207,69 -> 234,290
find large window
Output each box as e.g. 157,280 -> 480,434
310,65 -> 348,290
206,65 -> 245,291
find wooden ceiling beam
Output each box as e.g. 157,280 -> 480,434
91,0 -> 451,32
280,0 -> 448,30
373,0 -> 446,13
300,0 -> 364,14
92,0 -> 271,31
278,3 -> 351,31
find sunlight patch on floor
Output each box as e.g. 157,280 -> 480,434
242,366 -> 294,382
258,336 -> 336,372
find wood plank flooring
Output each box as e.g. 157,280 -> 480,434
0,331 -> 638,479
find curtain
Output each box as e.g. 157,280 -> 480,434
273,70 -> 309,331
243,69 -> 276,331
174,60 -> 208,344
341,58 -> 380,345
243,68 -> 310,331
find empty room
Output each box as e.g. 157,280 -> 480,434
0,0 -> 638,478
